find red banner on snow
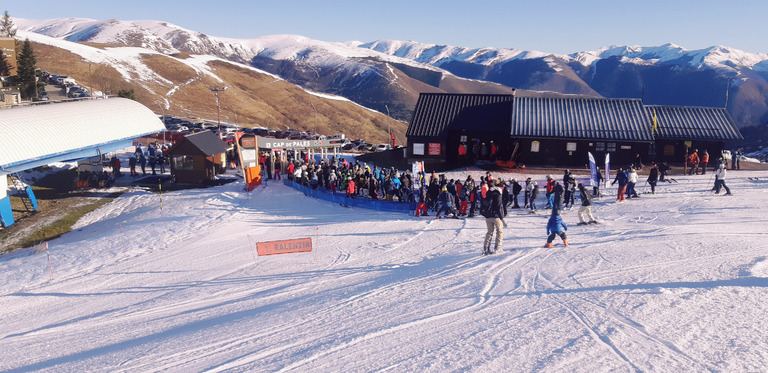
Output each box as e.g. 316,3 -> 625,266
256,237 -> 313,256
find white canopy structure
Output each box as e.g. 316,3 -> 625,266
0,98 -> 165,227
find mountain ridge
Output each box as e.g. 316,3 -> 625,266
14,17 -> 768,128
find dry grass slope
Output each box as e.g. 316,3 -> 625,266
31,41 -> 408,145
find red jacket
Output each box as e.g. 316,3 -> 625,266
546,179 -> 555,193
347,180 -> 356,194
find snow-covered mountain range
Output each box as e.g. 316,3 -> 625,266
14,17 -> 768,127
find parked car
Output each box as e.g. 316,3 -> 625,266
375,144 -> 391,152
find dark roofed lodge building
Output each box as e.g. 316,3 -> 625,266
405,93 -> 743,170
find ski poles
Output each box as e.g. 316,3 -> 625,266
706,172 -> 716,194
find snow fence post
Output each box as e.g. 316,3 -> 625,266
46,243 -> 52,281
247,234 -> 257,263
314,227 -> 319,263
119,223 -> 126,253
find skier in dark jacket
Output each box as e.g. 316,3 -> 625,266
435,187 -> 459,219
511,179 -> 522,208
647,163 -> 660,194
139,153 -> 147,175
458,181 -> 470,216
545,208 -> 568,247
501,181 -> 510,216
529,182 -> 539,213
563,175 -> 576,209
468,183 -> 479,218
611,168 -> 628,202
551,182 -> 564,210
577,183 -> 598,224
427,178 -> 441,212
482,179 -> 505,255
594,167 -> 604,197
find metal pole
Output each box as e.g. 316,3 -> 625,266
210,86 -> 227,138
385,104 -> 391,147
311,103 -> 317,135
158,104 -> 166,144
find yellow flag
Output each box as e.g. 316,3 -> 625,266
652,108 -> 658,134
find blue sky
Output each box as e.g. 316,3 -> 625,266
9,0 -> 767,54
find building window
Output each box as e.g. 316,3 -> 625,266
595,142 -> 605,152
607,142 -> 617,152
566,142 -> 577,152
649,143 -> 657,156
664,145 -> 675,156
460,135 -> 467,143
531,141 -> 540,153
172,155 -> 195,171
413,143 -> 425,155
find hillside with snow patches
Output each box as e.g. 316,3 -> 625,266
1,157 -> 768,371
17,18 -> 768,73
14,18 -> 447,73
16,17 -> 768,127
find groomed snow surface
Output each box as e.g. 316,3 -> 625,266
2,168 -> 768,372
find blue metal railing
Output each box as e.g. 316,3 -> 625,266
283,180 -> 411,213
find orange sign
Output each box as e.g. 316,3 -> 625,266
256,237 -> 313,256
244,165 -> 262,191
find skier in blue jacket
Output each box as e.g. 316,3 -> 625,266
435,187 -> 459,219
545,208 -> 568,247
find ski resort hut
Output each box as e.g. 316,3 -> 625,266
510,97 -> 654,167
406,93 -> 515,169
645,105 -> 743,163
167,131 -> 229,184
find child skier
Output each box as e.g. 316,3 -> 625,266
545,208 -> 569,247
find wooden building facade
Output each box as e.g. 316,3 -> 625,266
406,93 -> 742,169
167,131 -> 229,184
646,105 -> 743,163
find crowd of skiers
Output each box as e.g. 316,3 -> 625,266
283,150 -> 740,253
129,142 -> 169,176
282,155 -> 419,201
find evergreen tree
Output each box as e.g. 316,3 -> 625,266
117,88 -> 136,100
0,51 -> 10,76
1,10 -> 16,38
17,38 -> 38,99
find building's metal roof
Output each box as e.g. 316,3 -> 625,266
168,130 -> 229,157
645,105 -> 743,141
0,98 -> 165,172
406,93 -> 514,137
512,97 -> 654,142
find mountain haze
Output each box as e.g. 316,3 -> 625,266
15,17 -> 768,128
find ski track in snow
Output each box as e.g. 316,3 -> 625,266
2,165 -> 768,371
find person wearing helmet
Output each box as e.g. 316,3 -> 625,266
545,175 -> 555,208
435,186 -> 459,219
545,208 -> 568,247
714,164 -> 732,195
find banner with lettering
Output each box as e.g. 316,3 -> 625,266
256,237 -> 313,256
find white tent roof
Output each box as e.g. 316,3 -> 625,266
0,98 -> 165,173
